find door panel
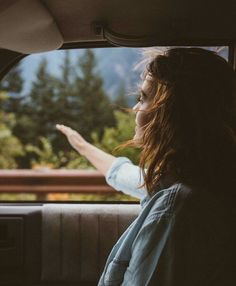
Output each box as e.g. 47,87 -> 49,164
0,204 -> 140,286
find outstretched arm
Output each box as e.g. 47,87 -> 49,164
56,124 -> 147,199
56,124 -> 115,176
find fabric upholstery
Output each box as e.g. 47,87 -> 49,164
41,204 -> 140,283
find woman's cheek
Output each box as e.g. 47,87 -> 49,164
137,107 -> 150,127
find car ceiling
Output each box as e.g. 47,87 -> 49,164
0,0 -> 235,79
0,0 -> 235,55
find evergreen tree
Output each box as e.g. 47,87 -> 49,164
61,50 -> 72,85
114,82 -> 129,109
0,63 -> 25,116
54,51 -> 78,129
0,64 -> 23,93
13,58 -> 57,146
4,50 -> 117,167
51,50 -> 82,152
74,49 -> 116,141
91,110 -> 140,165
0,92 -> 24,168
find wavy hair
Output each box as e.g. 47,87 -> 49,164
121,48 -> 236,195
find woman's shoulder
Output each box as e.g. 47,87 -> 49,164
142,183 -> 192,222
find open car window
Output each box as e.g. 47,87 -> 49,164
0,46 -> 229,202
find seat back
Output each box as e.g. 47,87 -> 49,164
0,203 -> 140,286
41,204 -> 140,285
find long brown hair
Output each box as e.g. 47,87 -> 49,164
122,48 -> 236,195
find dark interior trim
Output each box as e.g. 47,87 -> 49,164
62,39 -> 232,50
61,41 -> 114,50
102,24 -> 235,47
0,49 -> 27,81
232,43 -> 236,70
228,44 -> 235,67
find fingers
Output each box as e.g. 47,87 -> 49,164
56,124 -> 75,137
56,124 -> 87,155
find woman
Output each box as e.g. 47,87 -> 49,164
56,48 -> 236,286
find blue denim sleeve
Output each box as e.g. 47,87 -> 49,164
105,157 -> 148,200
121,214 -> 173,285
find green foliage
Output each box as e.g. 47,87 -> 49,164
69,193 -> 139,202
0,50 -> 139,172
18,58 -> 58,145
0,65 -> 23,93
25,136 -> 93,170
22,110 -> 139,170
114,82 -> 129,108
25,137 -> 65,169
92,110 -> 140,165
63,151 -> 94,169
0,51 -> 140,201
0,92 -> 24,168
4,49 -> 117,168
73,49 -> 116,141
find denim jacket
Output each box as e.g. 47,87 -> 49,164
98,157 -> 235,286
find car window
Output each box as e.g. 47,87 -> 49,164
0,46 -> 229,202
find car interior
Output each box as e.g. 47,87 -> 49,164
0,0 -> 235,285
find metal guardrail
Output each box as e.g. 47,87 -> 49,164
0,169 -> 116,200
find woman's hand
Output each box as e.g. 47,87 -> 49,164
56,124 -> 116,175
56,124 -> 88,156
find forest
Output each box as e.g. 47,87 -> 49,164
0,49 -> 141,168
0,49 -> 140,201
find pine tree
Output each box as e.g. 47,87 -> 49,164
0,63 -> 26,116
5,50 -> 117,167
0,64 -> 23,93
0,92 -> 24,168
114,82 -> 129,109
11,58 -> 58,150
74,49 -> 116,141
51,50 -> 81,152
